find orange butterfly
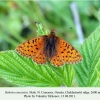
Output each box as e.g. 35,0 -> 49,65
16,29 -> 82,67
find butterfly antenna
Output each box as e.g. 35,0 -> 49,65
55,26 -> 72,33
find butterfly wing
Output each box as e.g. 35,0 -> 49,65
16,37 -> 47,64
50,53 -> 65,67
32,51 -> 46,64
50,38 -> 82,67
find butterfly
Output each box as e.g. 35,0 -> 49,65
16,29 -> 82,67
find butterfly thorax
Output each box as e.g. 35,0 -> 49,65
43,30 -> 59,60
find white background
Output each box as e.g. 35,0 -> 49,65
0,87 -> 100,100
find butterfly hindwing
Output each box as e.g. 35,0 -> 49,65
32,51 -> 47,64
50,53 -> 65,67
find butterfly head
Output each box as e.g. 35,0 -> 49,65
50,29 -> 55,35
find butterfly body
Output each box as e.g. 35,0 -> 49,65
16,29 -> 82,67
43,30 -> 59,59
